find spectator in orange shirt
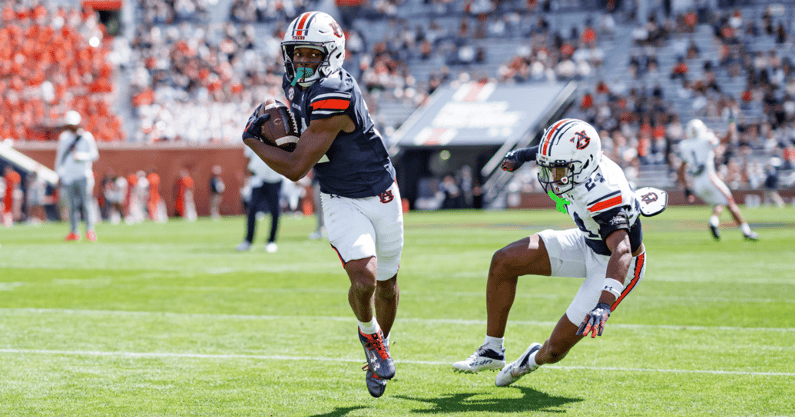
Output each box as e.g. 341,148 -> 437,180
146,168 -> 162,221
174,168 -> 195,219
3,165 -> 22,226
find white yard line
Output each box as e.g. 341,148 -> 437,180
0,348 -> 791,377
2,308 -> 795,332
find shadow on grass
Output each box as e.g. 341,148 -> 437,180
395,386 -> 582,414
309,406 -> 368,417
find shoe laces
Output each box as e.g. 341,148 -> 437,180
469,345 -> 491,360
364,333 -> 390,361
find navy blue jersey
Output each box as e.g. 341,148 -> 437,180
282,68 -> 396,198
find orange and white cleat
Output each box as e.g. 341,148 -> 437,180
86,230 -> 97,242
64,232 -> 80,241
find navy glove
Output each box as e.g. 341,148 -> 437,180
501,146 -> 539,172
242,105 -> 271,142
501,149 -> 524,172
577,302 -> 611,338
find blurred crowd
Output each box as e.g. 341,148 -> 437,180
0,0 -> 125,141
2,0 -> 795,205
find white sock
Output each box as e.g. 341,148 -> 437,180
384,333 -> 390,348
709,215 -> 720,227
358,319 -> 379,335
740,223 -> 751,235
484,335 -> 505,352
527,350 -> 540,368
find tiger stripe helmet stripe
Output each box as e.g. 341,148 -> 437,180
541,118 -> 577,157
293,12 -> 318,37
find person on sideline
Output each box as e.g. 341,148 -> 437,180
209,165 -> 225,220
55,111 -> 99,241
241,11 -> 404,397
236,146 -> 283,253
677,118 -> 758,241
453,119 -> 648,387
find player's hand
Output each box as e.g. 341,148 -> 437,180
577,302 -> 611,338
501,150 -> 524,172
242,106 -> 271,142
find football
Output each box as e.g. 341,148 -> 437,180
256,101 -> 299,152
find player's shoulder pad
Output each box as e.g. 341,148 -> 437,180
308,72 -> 354,116
312,70 -> 354,98
582,165 -> 633,215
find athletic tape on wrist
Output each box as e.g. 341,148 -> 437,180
602,278 -> 624,298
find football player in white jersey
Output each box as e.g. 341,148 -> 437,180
453,119 -> 650,387
677,118 -> 758,241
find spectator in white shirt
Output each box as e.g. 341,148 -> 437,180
55,111 -> 99,241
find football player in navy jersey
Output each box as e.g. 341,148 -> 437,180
453,119 -> 649,387
241,11 -> 403,398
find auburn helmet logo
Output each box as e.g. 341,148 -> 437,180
640,191 -> 658,204
572,130 -> 591,150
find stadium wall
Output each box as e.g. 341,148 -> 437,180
14,143 -> 249,217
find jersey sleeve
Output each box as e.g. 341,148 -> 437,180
586,190 -> 632,240
592,206 -> 631,241
307,76 -> 353,120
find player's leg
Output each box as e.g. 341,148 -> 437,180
486,234 -> 552,338
375,275 -> 398,339
454,232 -> 555,373
345,256 -> 379,324
498,247 -> 647,388
709,204 -> 724,240
493,229 -> 591,385
368,182 -> 404,340
710,174 -> 758,240
324,192 -> 394,381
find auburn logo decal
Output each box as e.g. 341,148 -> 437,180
330,21 -> 343,38
379,190 -> 394,204
572,130 -> 591,150
640,191 -> 658,204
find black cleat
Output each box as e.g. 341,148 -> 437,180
743,231 -> 759,241
358,328 -> 395,379
364,366 -> 387,397
709,224 -> 721,241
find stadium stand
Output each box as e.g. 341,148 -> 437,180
3,0 -> 795,211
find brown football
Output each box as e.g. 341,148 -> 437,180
256,101 -> 299,152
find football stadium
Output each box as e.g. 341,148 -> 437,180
1,0 -> 795,415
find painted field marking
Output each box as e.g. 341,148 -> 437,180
2,308 -> 794,333
0,348 -> 792,377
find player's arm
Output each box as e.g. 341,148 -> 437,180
244,113 -> 354,182
501,145 -> 539,172
577,208 -> 633,338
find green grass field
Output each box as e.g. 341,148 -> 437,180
1,206 -> 794,416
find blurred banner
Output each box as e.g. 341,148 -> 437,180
389,81 -> 576,148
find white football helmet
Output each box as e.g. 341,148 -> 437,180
535,118 -> 602,195
281,11 -> 346,87
685,118 -> 709,140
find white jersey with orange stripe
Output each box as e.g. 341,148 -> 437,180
678,134 -> 719,178
561,155 -> 643,256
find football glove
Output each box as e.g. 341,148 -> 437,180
501,150 -> 525,172
577,302 -> 611,338
242,106 -> 271,142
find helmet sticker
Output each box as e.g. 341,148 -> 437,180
573,130 -> 591,149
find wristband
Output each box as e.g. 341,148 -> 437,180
602,278 -> 624,298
